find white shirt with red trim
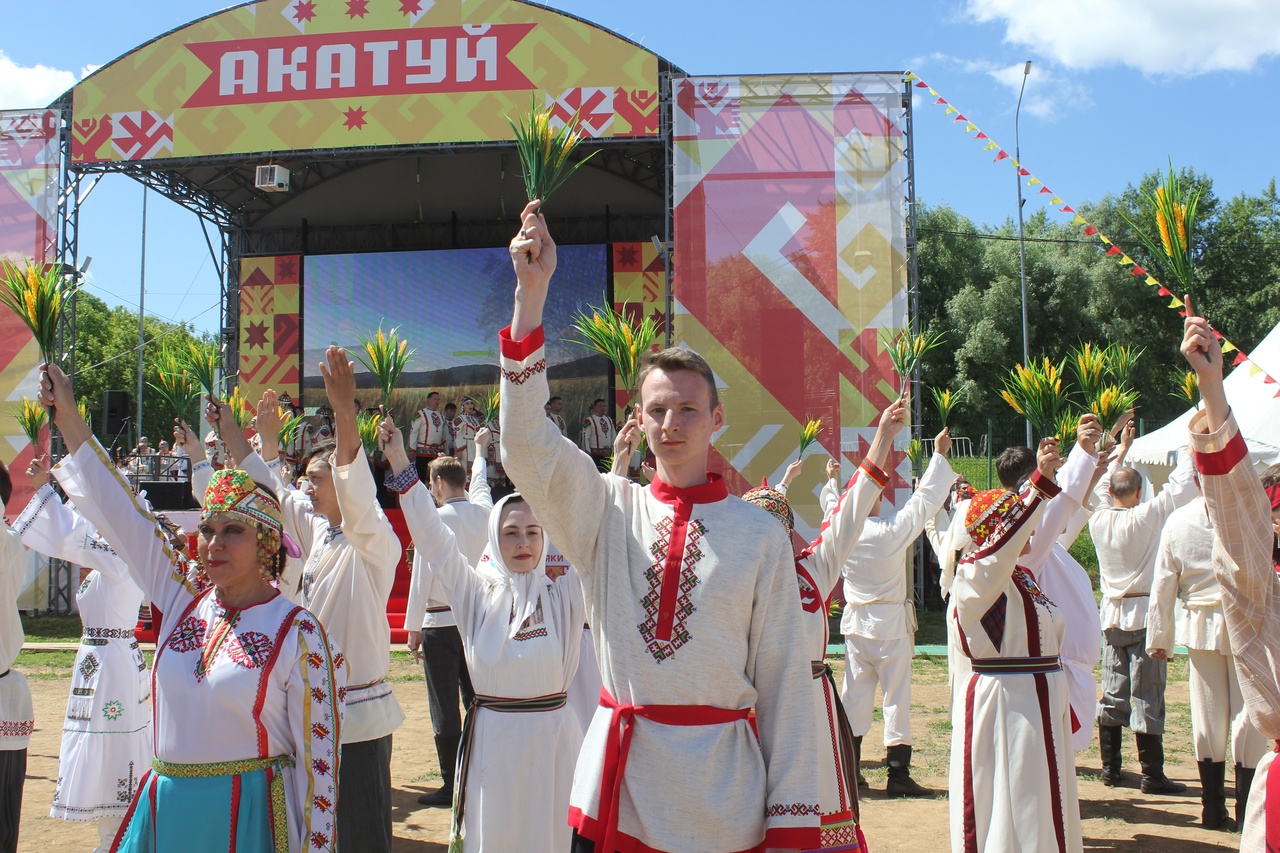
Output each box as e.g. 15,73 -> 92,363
498,324 -> 820,853
580,413 -> 616,455
409,407 -> 449,458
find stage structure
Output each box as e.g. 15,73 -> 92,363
0,0 -> 917,626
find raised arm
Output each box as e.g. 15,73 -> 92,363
39,363 -> 196,615
499,204 -> 610,575
469,426 -> 494,511
285,612 -> 344,853
15,479 -> 132,584
610,417 -> 639,478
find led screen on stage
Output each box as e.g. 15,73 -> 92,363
301,245 -> 611,431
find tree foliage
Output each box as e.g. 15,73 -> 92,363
914,169 -> 1280,442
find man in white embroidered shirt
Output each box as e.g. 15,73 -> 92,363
499,201 -> 818,853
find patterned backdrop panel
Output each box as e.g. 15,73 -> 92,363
672,74 -> 911,541
0,109 -> 60,515
238,255 -> 301,413
611,241 -> 668,411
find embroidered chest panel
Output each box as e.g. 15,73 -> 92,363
1013,567 -> 1054,610
166,608 -> 276,682
512,598 -> 549,642
638,515 -> 706,663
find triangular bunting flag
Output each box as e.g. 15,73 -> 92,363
1222,340 -> 1238,353
1011,159 -> 1020,168
965,122 -> 977,133
1106,245 -> 1122,256
1073,215 -> 1087,225
975,132 -> 988,139
1169,296 -> 1184,308
983,140 -> 998,151
916,81 -> 929,88
1250,364 -> 1263,376
1119,255 -> 1134,265
1157,286 -> 1171,297
1061,205 -> 1074,213
1212,329 -> 1224,340
1179,310 -> 1188,318
1272,387 -> 1280,398
1083,225 -> 1098,236
1098,234 -> 1110,242
945,105 -> 959,115
935,96 -> 948,105
1264,375 -> 1276,385
953,114 -> 967,122
1145,275 -> 1158,285
904,72 -> 920,83
994,150 -> 1009,161
1132,266 -> 1147,275
1050,196 -> 1064,205
1018,168 -> 1031,176
1028,177 -> 1042,186
929,88 -> 938,96
1038,186 -> 1053,195
1234,352 -> 1248,366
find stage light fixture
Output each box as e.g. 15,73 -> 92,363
255,165 -> 291,192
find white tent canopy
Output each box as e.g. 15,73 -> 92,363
1127,321 -> 1280,484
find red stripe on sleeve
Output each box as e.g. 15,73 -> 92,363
498,325 -> 545,361
1194,428 -> 1248,476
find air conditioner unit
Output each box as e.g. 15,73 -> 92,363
255,165 -> 290,192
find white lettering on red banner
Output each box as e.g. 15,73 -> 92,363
184,24 -> 535,108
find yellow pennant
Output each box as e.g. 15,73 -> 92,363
1027,177 -> 1042,186
983,140 -> 998,151
1119,255 -> 1134,265
1098,234 -> 1110,242
1011,159 -> 1020,168
904,72 -> 920,83
928,88 -> 938,96
1145,276 -> 1159,286
1073,215 -> 1087,225
1222,339 -> 1239,353
1250,364 -> 1263,376
1169,296 -> 1184,308
1050,196 -> 1064,205
944,105 -> 959,115
964,122 -> 977,133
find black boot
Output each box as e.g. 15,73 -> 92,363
1136,733 -> 1188,794
1236,763 -> 1255,830
851,735 -> 868,789
1198,759 -> 1236,830
884,744 -> 934,798
1098,724 -> 1124,787
418,733 -> 461,807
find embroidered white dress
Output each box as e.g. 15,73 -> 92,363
398,482 -> 584,852
499,325 -> 820,853
950,473 -> 1083,853
57,440 -> 345,853
15,485 -> 151,821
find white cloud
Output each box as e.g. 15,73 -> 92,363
966,0 -> 1280,76
924,53 -> 1092,118
0,51 -> 78,110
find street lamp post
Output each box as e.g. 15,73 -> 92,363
1015,60 -> 1033,447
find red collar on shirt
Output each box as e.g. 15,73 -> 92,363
648,473 -> 728,505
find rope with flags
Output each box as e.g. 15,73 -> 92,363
903,71 -> 1280,396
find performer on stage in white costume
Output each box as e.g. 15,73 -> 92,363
500,202 -> 820,853
402,450 -> 489,809
1090,420 -> 1197,796
580,399 -> 616,473
40,363 -> 343,853
745,394 -> 905,851
452,399 -> 484,473
832,427 -> 955,797
409,391 -> 450,481
16,460 -> 152,852
382,415 -> 584,853
217,369 -> 403,853
950,438 -> 1082,853
547,396 -> 569,436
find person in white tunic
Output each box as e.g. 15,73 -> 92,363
744,395 -> 905,852
40,362 -> 344,853
501,202 -> 819,853
1089,419 -> 1197,796
1148,494 -> 1266,829
452,399 -> 484,474
950,438 -> 1082,853
831,429 -> 956,797
580,399 -> 617,473
403,443 -> 490,807
408,391 -> 449,480
15,461 -> 152,852
213,363 -> 404,853
380,415 -> 584,853
0,462 -> 31,853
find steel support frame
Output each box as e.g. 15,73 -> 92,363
901,79 -> 927,610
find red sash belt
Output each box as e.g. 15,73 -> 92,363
595,688 -> 750,853
1268,740 -> 1280,848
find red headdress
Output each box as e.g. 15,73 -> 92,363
964,488 -> 1020,549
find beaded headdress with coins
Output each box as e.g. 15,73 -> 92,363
202,469 -> 293,579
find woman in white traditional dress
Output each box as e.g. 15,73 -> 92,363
15,459 -> 153,852
379,415 -> 584,853
949,437 -> 1083,853
38,362 -> 345,853
741,396 -> 905,853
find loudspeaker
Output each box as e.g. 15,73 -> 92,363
103,390 -> 130,436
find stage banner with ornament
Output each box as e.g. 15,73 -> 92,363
238,255 -> 301,413
611,241 -> 668,408
71,0 -> 659,163
0,109 -> 60,516
673,74 -> 911,540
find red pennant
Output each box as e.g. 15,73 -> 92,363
935,97 -> 948,105
975,132 -> 988,139
915,81 -> 929,88
1263,375 -> 1275,385
1018,168 -> 1031,176
1273,387 -> 1280,398
1234,352 -> 1248,365
1106,245 -> 1122,256
1038,186 -> 1053,195
1179,310 -> 1189,318
1061,205 -> 1074,213
1131,266 -> 1147,276
953,114 -> 967,122
1157,286 -> 1171,296
1084,225 -> 1098,236
1212,328 -> 1224,340
994,149 -> 1009,161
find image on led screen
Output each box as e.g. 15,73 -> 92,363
301,245 -> 611,429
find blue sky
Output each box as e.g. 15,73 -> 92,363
2,0 -> 1278,336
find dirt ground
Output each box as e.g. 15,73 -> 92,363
16,653 -> 1242,852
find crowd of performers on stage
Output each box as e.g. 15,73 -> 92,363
0,203 -> 1273,852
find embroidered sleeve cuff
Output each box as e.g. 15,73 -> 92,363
858,459 -> 890,489
1189,410 -> 1247,476
498,324 -> 545,361
384,465 -> 420,494
1028,468 -> 1062,500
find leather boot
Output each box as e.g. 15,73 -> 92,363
851,735 -> 868,789
1136,733 -> 1187,794
418,733 -> 461,807
1098,724 -> 1124,787
884,744 -> 935,798
1198,759 -> 1236,830
1236,763 -> 1255,830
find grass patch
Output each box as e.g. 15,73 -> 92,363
20,614 -> 85,644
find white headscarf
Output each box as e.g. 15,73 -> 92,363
475,493 -> 547,639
